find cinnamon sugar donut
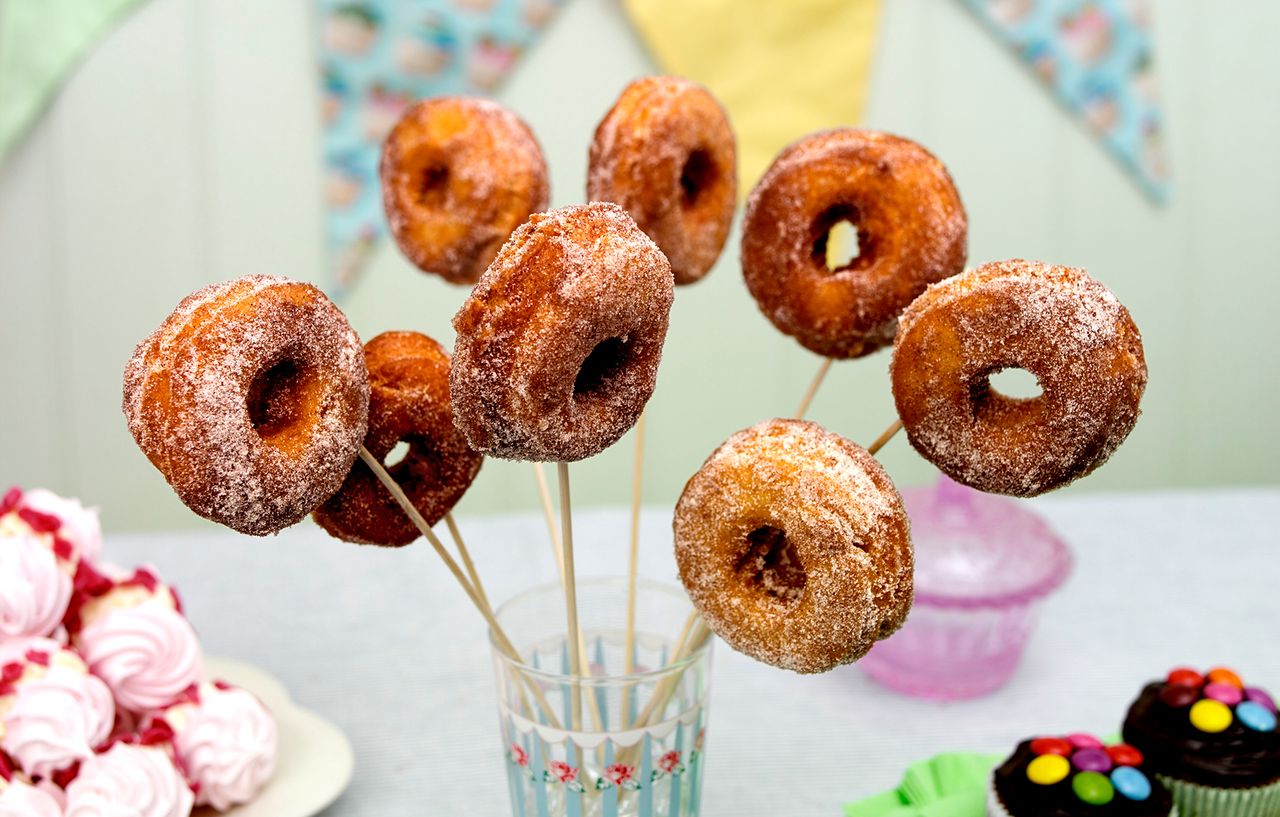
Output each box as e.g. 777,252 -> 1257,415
314,331 -> 483,547
588,76 -> 736,285
742,129 -> 967,358
123,275 -> 369,536
381,97 -> 549,285
673,418 -> 913,674
451,203 -> 674,462
891,259 -> 1147,497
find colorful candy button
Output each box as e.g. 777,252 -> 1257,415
1107,743 -> 1144,767
1067,733 -> 1103,750
1160,684 -> 1200,708
1190,698 -> 1234,733
1245,687 -> 1277,714
1073,770 -> 1115,805
1167,667 -> 1205,688
1237,701 -> 1278,733
1027,754 -> 1071,785
1207,667 -> 1244,689
1205,682 -> 1245,706
1111,766 -> 1152,802
1030,737 -> 1073,757
1072,748 -> 1113,773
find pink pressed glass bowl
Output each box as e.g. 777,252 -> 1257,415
859,475 -> 1072,700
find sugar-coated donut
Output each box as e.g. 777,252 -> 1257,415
588,76 -> 737,285
673,418 -> 913,674
313,331 -> 483,547
381,97 -> 549,285
451,203 -> 674,462
742,129 -> 967,358
891,259 -> 1147,496
123,275 -> 369,535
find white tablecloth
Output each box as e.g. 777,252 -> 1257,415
105,488 -> 1279,816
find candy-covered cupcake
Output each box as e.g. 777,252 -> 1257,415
988,733 -> 1174,816
145,681 -> 277,810
0,637 -> 115,779
66,565 -> 203,714
1123,666 -> 1280,816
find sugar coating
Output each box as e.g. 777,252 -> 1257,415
891,259 -> 1148,496
587,76 -> 737,285
381,97 -> 549,285
673,418 -> 913,674
122,275 -> 369,535
742,128 -> 967,359
451,203 -> 674,462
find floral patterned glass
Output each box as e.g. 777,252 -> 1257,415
491,578 -> 713,817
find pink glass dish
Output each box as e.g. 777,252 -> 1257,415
859,475 -> 1072,700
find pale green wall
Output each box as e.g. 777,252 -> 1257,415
1,0 -> 1277,532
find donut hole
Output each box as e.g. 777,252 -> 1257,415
574,336 -> 631,399
811,205 -> 875,273
384,440 -> 411,468
419,163 -> 450,206
974,367 -> 1044,403
680,148 -> 716,209
247,359 -> 317,444
734,525 -> 807,605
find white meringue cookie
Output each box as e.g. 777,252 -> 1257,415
0,778 -> 63,817
164,684 -> 277,810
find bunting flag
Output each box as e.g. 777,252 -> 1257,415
961,0 -> 1170,202
621,0 -> 883,192
317,0 -> 565,295
0,0 -> 150,163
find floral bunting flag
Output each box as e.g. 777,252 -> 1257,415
318,0 -> 564,296
963,0 -> 1170,202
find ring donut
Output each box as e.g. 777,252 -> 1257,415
450,203 -> 674,462
891,259 -> 1147,496
673,418 -> 913,674
314,331 -> 483,547
742,129 -> 967,358
588,76 -> 736,285
123,275 -> 369,535
381,97 -> 549,285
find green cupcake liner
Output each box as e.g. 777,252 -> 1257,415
1158,774 -> 1280,817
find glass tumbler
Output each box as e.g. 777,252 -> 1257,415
491,578 -> 713,817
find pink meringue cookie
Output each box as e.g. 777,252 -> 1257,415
64,742 -> 193,817
0,535 -> 72,639
75,600 -> 202,714
0,487 -> 97,568
0,639 -> 114,779
156,683 -> 277,810
20,489 -> 102,564
0,778 -> 63,817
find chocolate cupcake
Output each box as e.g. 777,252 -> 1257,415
988,733 -> 1175,817
1123,666 -> 1280,816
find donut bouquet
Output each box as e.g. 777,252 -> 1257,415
119,76 -> 1146,697
0,487 -> 276,815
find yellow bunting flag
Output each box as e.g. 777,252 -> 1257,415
621,0 -> 883,190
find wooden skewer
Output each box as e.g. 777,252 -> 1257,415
794,357 -> 834,419
622,412 -> 646,717
556,461 -> 584,732
867,417 -> 904,456
444,512 -> 490,612
358,447 -> 560,728
531,463 -> 565,581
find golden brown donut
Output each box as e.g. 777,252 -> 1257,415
313,331 -> 483,547
742,129 -> 967,358
588,76 -> 737,285
891,259 -> 1148,496
123,275 -> 369,536
673,418 -> 913,674
381,97 -> 549,285
451,203 -> 674,462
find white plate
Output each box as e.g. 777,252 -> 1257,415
197,657 -> 355,817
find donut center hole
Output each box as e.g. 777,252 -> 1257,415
247,359 -> 311,440
574,336 -> 631,399
419,163 -> 449,205
979,367 -> 1043,401
384,440 -> 411,468
811,205 -> 874,273
735,525 -> 806,604
680,148 -> 716,208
